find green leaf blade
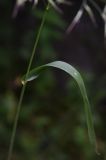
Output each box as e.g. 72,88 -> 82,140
22,60 -> 98,153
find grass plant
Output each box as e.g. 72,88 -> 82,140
7,1 -> 102,159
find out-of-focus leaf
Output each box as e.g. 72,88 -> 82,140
89,0 -> 102,15
84,4 -> 97,25
34,9 -> 65,28
66,0 -> 87,33
22,60 -> 97,153
48,0 -> 62,13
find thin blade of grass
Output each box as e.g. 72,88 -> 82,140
22,60 -> 98,153
89,0 -> 102,16
84,4 -> 97,25
66,0 -> 87,33
48,0 -> 63,13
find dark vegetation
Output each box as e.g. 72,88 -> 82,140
0,0 -> 106,159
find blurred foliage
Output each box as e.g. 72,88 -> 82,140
0,0 -> 106,160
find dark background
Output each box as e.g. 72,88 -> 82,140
0,0 -> 106,159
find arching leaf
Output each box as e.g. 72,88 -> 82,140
22,60 -> 98,153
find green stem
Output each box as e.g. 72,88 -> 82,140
7,3 -> 50,160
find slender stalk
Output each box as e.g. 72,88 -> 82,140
7,3 -> 50,160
